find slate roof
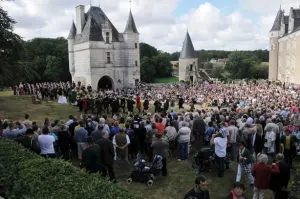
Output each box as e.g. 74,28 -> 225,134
180,31 -> 197,59
124,10 -> 138,33
72,6 -> 125,43
67,21 -> 76,39
270,8 -> 283,31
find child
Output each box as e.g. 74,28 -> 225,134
226,183 -> 247,199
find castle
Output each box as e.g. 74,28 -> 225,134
67,5 -> 140,90
269,6 -> 300,84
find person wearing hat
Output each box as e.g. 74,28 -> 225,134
16,128 -> 41,154
184,175 -> 210,199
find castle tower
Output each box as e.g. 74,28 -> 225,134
178,31 -> 198,83
67,21 -> 76,80
123,8 -> 140,86
67,4 -> 140,90
269,8 -> 283,81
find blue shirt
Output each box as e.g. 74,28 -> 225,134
3,125 -> 27,140
74,127 -> 88,142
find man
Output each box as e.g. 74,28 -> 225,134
95,130 -> 116,182
74,121 -> 88,160
227,120 -> 238,161
177,121 -> 191,161
269,153 -> 290,199
81,137 -> 103,174
16,128 -> 40,154
3,121 -> 27,140
184,175 -> 210,199
192,113 -> 206,147
211,129 -> 227,178
113,128 -> 131,163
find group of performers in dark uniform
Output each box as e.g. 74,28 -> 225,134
15,81 -> 188,117
14,81 -> 72,101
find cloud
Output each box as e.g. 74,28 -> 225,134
2,0 -> 299,53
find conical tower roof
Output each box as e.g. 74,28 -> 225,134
270,8 -> 283,31
180,31 -> 196,59
67,21 -> 76,39
124,10 -> 138,33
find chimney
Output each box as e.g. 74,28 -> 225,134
76,5 -> 85,34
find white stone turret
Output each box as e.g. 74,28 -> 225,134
179,31 -> 198,83
123,9 -> 140,86
269,8 -> 283,81
67,21 -> 76,80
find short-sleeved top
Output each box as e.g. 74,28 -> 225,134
38,134 -> 55,154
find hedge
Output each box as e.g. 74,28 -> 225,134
0,138 -> 140,199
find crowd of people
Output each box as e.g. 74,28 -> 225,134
3,80 -> 300,199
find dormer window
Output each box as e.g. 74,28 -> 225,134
106,32 -> 110,43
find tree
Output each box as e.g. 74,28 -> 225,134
22,37 -> 71,81
170,52 -> 180,61
140,42 -> 158,59
0,6 -> 38,86
153,52 -> 172,78
140,57 -> 156,83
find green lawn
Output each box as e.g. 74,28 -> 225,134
153,77 -> 179,83
0,92 -> 276,199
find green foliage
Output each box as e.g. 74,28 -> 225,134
140,43 -> 172,83
22,37 -> 70,82
0,6 -> 27,86
289,166 -> 300,199
0,139 -> 140,199
141,57 -> 156,83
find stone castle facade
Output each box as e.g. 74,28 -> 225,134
269,6 -> 300,84
68,5 -> 140,90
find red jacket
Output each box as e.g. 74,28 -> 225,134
252,162 -> 279,189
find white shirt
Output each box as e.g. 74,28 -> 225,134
38,134 -> 55,154
65,119 -> 74,129
213,137 -> 227,157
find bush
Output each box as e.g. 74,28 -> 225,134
0,138 -> 140,199
289,165 -> 300,199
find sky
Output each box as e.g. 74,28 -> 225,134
1,0 -> 300,53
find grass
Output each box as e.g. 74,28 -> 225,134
0,91 -> 275,199
153,77 -> 179,84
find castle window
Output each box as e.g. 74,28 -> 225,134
106,32 -> 109,43
135,43 -> 138,48
106,52 -> 111,63
135,61 -> 138,66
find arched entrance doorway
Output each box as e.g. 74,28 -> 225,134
97,75 -> 114,91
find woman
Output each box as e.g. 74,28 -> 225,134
38,127 -> 56,158
252,154 -> 279,199
151,133 -> 168,176
236,142 -> 254,186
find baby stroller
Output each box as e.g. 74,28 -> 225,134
192,147 -> 216,173
126,155 -> 163,186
